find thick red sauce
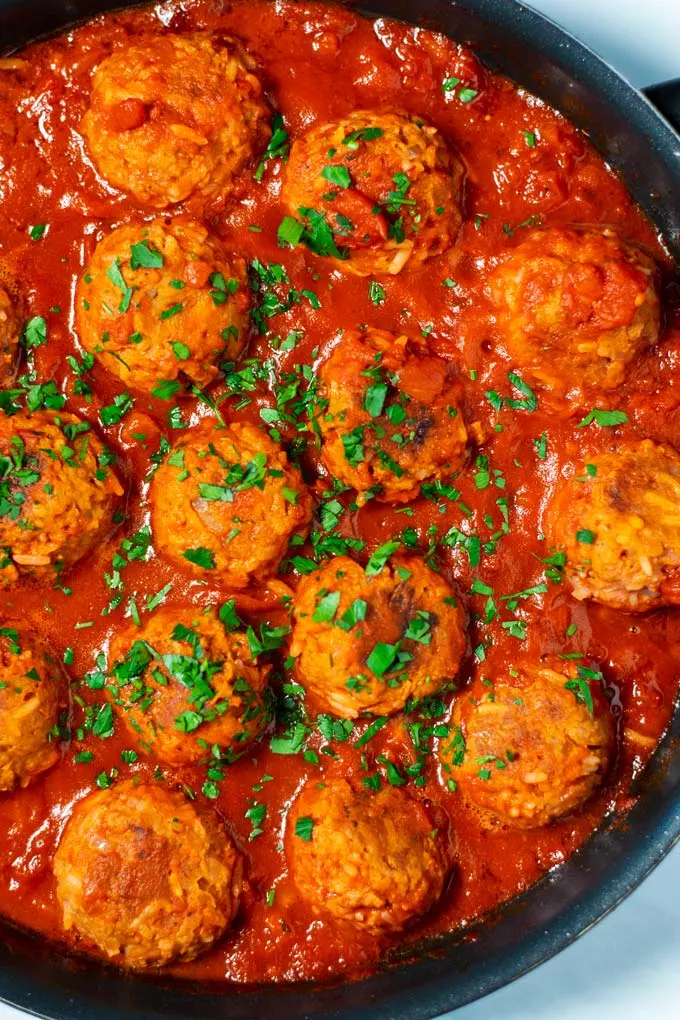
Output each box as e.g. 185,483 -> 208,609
0,0 -> 679,986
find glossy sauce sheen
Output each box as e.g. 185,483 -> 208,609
0,0 -> 679,985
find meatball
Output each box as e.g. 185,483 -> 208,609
486,227 -> 660,394
150,418 -> 312,588
287,777 -> 448,933
0,410 -> 122,583
282,110 -> 463,276
0,627 -> 64,790
0,282 -> 20,383
549,439 -> 680,612
54,779 -> 241,968
290,554 -> 465,718
439,664 -> 614,828
107,606 -> 271,765
316,328 -> 467,502
76,219 -> 248,392
81,33 -> 271,208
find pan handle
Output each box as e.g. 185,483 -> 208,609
643,78 -> 680,135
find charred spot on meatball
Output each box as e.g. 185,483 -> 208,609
486,227 -> 660,396
0,627 -> 65,790
412,414 -> 436,447
549,439 -> 680,612
54,779 -> 242,968
439,664 -> 614,828
287,777 -> 449,932
81,33 -> 271,208
282,110 -> 463,276
76,219 -> 249,392
150,418 -> 312,588
0,410 -> 122,584
316,328 -> 468,503
107,605 -> 271,765
290,554 -> 465,718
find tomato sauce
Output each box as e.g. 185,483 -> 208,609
0,0 -> 678,986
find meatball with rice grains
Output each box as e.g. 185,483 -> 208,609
150,418 -> 312,588
439,664 -> 615,828
282,109 -> 464,276
287,777 -> 449,933
291,554 -> 465,718
316,327 -> 468,503
76,218 -> 249,392
548,439 -> 680,612
81,33 -> 271,207
54,780 -> 242,968
0,281 -> 20,383
107,605 -> 271,765
0,410 -> 122,583
0,627 -> 65,791
487,227 -> 660,396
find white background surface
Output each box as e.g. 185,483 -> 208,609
1,1 -> 679,1019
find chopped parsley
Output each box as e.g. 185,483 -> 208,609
129,240 -> 163,269
565,666 -> 599,716
294,816 -> 314,841
279,207 -> 349,260
577,408 -> 629,428
369,280 -> 386,306
342,126 -> 383,149
99,393 -> 133,427
321,165 -> 351,189
182,547 -> 216,570
106,259 -> 133,313
23,317 -> 47,349
365,539 -> 400,575
254,114 -> 290,182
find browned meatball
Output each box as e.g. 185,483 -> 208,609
81,34 -> 271,208
150,418 -> 312,588
439,664 -> 614,828
107,606 -> 271,765
287,777 -> 449,932
316,328 -> 467,502
486,227 -> 660,395
0,282 -> 20,383
54,779 -> 242,968
0,627 -> 64,790
290,554 -> 465,718
0,410 -> 122,584
76,219 -> 249,392
282,110 -> 463,276
548,439 -> 680,612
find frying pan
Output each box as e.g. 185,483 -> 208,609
0,1 -> 679,1018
